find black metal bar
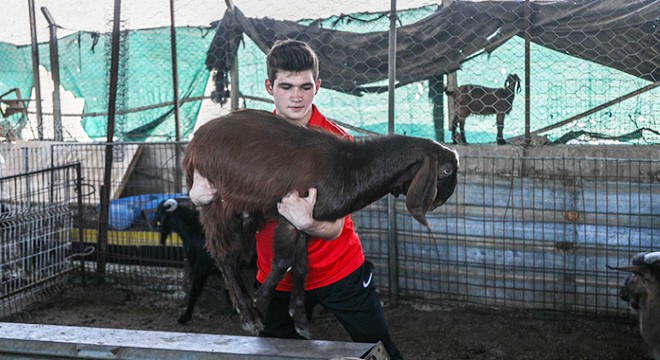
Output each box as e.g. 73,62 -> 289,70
40,7 -> 63,141
96,0 -> 123,281
524,0 -> 531,146
75,162 -> 86,286
387,0 -> 399,305
27,0 -> 44,140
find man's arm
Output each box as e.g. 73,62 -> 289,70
277,188 -> 344,240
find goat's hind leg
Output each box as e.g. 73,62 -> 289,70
254,220 -> 310,338
217,249 -> 263,334
211,216 -> 263,334
496,113 -> 506,145
289,231 -> 310,339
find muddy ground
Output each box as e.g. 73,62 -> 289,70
2,275 -> 650,360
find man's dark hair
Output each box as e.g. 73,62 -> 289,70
266,40 -> 319,83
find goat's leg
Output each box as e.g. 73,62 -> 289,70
217,249 -> 263,334
496,113 -> 506,145
178,272 -> 209,324
289,232 -> 310,339
451,114 -> 467,144
450,115 -> 461,144
254,220 -> 299,320
217,216 -> 263,334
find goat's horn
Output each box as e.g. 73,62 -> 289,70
163,198 -> 178,212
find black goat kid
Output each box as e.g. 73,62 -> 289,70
446,73 -> 521,145
155,198 -> 257,324
155,198 -> 219,324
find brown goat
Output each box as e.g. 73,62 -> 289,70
183,109 -> 459,337
446,73 -> 521,145
609,252 -> 660,359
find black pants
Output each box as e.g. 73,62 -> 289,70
258,260 -> 404,360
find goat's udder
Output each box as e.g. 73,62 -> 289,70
189,170 -> 217,206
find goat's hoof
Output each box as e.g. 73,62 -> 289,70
295,324 -> 311,340
177,314 -> 191,325
497,139 -> 507,145
241,320 -> 264,335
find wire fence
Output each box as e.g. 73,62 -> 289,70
0,162 -> 82,318
1,142 -> 658,320
0,0 -> 658,321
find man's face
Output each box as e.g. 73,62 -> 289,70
265,70 -> 321,126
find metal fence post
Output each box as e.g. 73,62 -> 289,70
387,0 -> 399,305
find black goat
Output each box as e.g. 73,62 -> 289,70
155,198 -> 223,324
183,109 -> 459,338
155,197 -> 256,324
610,252 -> 660,360
446,73 -> 521,145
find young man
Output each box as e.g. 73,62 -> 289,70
256,39 -> 404,360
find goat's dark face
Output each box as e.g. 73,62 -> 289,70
611,255 -> 660,355
405,146 -> 459,226
610,252 -> 660,312
620,272 -> 645,311
506,74 -> 521,94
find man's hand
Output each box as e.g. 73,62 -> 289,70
277,188 -> 317,231
277,188 -> 344,240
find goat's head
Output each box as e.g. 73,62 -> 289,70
403,145 -> 459,226
609,252 -> 660,356
155,198 -> 180,246
505,74 -> 521,94
610,252 -> 660,310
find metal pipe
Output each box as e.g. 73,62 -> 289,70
27,0 -> 44,139
96,0 -> 123,280
169,0 -> 181,142
40,7 -> 63,141
387,0 -> 399,306
225,0 -> 239,110
169,0 -> 182,192
524,0 -> 531,146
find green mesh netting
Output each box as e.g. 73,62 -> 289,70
37,26 -> 213,141
1,5 -> 657,143
0,42 -> 33,136
236,6 -> 658,144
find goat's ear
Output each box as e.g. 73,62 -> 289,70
405,156 -> 438,227
608,264 -> 648,276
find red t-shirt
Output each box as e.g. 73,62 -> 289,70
255,105 -> 365,291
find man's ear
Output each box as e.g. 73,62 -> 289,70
265,79 -> 274,95
315,79 -> 321,94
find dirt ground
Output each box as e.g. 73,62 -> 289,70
2,276 -> 650,360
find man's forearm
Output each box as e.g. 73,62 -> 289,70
299,217 -> 344,240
